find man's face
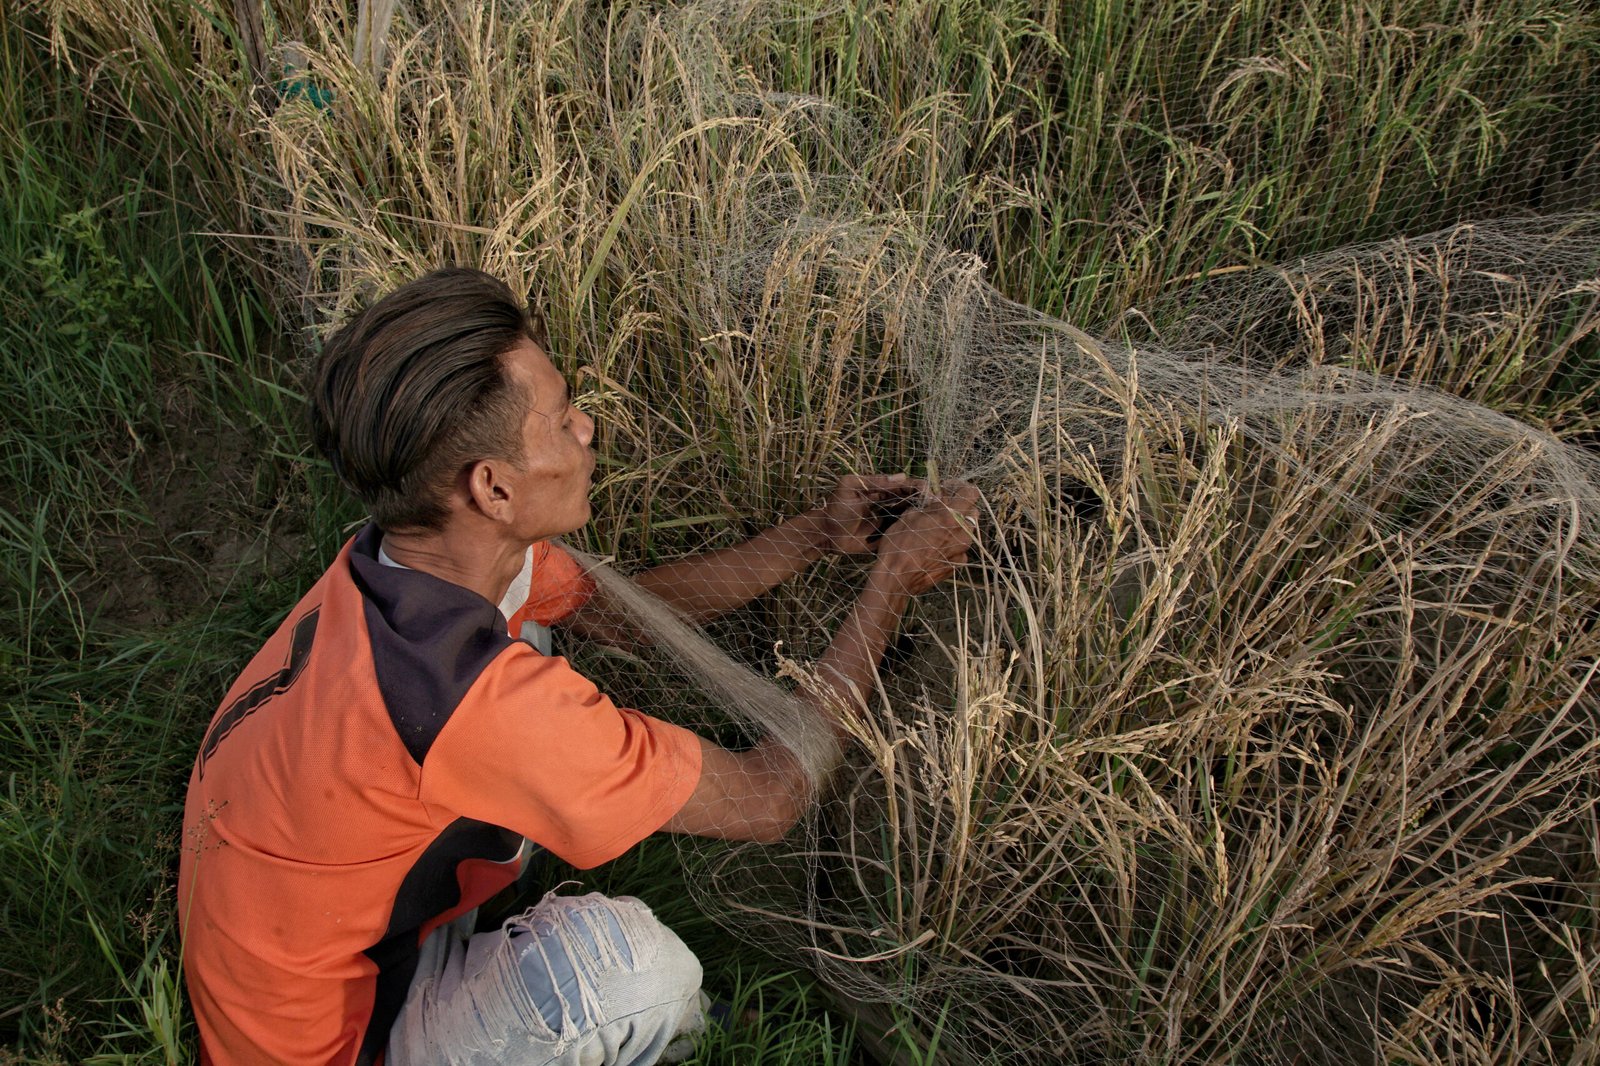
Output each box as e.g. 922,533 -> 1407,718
501,338 -> 596,541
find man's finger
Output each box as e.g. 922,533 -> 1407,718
949,481 -> 981,508
936,501 -> 979,533
877,473 -> 930,491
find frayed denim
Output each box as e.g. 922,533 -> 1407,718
388,892 -> 704,1066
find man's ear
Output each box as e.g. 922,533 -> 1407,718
464,458 -> 515,522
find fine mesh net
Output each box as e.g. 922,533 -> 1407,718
558,208 -> 1600,1064
36,0 -> 1600,1060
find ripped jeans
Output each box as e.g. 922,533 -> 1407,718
387,892 -> 706,1066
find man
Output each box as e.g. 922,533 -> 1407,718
178,268 -> 978,1065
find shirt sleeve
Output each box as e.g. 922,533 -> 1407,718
510,541 -> 595,629
418,644 -> 703,869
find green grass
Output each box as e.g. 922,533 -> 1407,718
0,12 -> 330,1060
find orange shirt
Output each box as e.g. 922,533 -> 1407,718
178,527 -> 702,1065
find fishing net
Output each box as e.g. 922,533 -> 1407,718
35,0 -> 1600,1060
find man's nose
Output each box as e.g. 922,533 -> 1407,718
577,410 -> 596,447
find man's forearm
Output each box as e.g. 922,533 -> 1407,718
655,487 -> 977,844
746,570 -> 909,818
632,509 -> 830,622
805,568 -> 911,729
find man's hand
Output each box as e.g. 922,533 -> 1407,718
871,482 -> 981,596
818,473 -> 928,556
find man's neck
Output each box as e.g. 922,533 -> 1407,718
378,524 -> 529,607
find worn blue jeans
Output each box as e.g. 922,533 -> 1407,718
387,892 -> 706,1066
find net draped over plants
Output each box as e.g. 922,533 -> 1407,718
33,0 -> 1600,1061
